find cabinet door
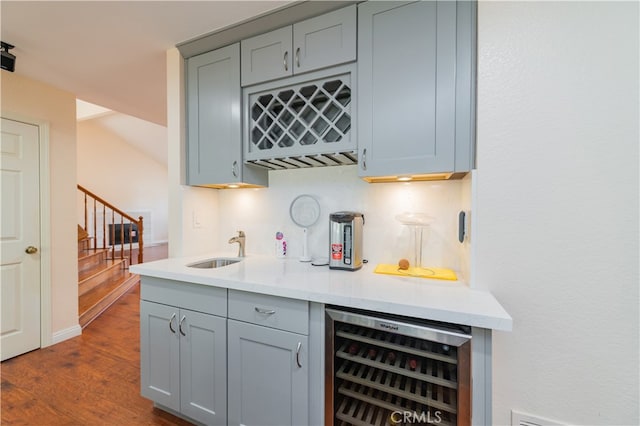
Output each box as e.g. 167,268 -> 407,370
180,309 -> 227,425
241,27 -> 292,86
293,5 -> 356,74
186,43 -> 241,185
140,301 -> 180,412
228,320 -> 308,426
358,1 -> 458,178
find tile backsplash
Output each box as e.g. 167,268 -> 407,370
215,165 -> 471,280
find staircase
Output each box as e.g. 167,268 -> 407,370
77,184 -> 145,328
78,235 -> 139,328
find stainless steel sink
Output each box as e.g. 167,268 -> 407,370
186,258 -> 240,269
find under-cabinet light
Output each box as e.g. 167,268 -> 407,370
195,183 -> 266,189
362,172 -> 467,183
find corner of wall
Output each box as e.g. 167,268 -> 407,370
166,47 -> 221,258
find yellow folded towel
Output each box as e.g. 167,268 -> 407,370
374,264 -> 457,281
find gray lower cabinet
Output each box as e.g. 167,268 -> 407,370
357,1 -> 476,180
140,279 -> 319,426
227,320 -> 309,426
186,43 -> 267,187
140,300 -> 227,425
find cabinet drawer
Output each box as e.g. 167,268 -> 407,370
141,277 -> 227,317
228,289 -> 309,335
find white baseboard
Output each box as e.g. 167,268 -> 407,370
51,324 -> 82,345
111,240 -> 168,250
148,240 -> 168,246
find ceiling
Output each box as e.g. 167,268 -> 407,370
0,0 -> 291,126
1,1 -> 293,126
2,1 -> 293,167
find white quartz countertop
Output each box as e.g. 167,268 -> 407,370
131,253 -> 512,331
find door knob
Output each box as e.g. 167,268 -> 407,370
25,246 -> 38,254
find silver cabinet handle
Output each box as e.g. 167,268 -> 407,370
232,160 -> 238,178
295,47 -> 300,68
362,148 -> 367,170
179,315 -> 186,336
284,51 -> 289,72
169,313 -> 177,334
296,342 -> 302,368
254,307 -> 276,315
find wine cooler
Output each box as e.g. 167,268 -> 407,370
325,308 -> 472,426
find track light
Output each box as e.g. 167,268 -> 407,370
1,42 -> 16,72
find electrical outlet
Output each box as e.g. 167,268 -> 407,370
511,410 -> 564,426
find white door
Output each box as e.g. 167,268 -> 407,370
1,118 -> 41,361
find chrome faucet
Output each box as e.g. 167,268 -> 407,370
228,231 -> 246,257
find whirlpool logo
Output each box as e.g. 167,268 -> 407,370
378,322 -> 399,331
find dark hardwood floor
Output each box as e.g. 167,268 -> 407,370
1,244 -> 192,425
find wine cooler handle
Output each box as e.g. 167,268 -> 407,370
296,342 -> 302,368
168,313 -> 177,334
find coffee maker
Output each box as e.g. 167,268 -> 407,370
329,211 -> 364,271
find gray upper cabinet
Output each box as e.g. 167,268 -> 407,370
241,5 -> 356,87
293,4 -> 357,75
241,27 -> 292,88
186,43 -> 267,187
358,1 -> 476,180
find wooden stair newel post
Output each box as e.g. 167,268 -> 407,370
137,216 -> 144,264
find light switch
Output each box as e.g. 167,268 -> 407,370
193,210 -> 202,228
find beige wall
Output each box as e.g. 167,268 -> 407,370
1,71 -> 79,336
77,120 -> 169,244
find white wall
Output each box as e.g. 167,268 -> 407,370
166,48 -> 220,258
476,2 -> 639,425
215,166 -> 469,275
77,119 -> 169,244
1,71 -> 79,336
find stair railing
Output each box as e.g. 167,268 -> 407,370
77,184 -> 144,266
